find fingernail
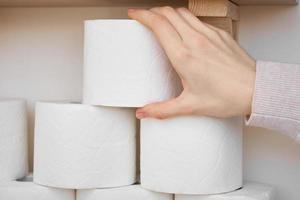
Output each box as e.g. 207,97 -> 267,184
136,110 -> 148,119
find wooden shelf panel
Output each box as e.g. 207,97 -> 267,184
0,0 -> 186,7
0,0 -> 297,7
231,0 -> 298,5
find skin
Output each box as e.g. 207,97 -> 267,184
128,7 -> 256,120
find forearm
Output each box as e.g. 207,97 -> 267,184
246,61 -> 300,142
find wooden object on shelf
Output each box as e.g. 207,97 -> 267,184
188,0 -> 239,20
232,20 -> 239,40
190,0 -> 239,40
231,0 -> 298,5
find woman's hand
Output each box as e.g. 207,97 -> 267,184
128,7 -> 256,119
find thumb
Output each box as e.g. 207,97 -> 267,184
136,96 -> 188,119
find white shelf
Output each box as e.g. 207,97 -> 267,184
0,0 -> 297,7
0,0 -> 185,7
232,0 -> 298,5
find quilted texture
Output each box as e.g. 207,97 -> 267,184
141,116 -> 243,194
83,19 -> 182,107
0,98 -> 28,181
34,102 -> 136,189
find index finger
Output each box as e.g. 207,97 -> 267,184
128,9 -> 183,66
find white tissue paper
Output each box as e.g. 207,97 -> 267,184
34,102 -> 136,189
175,182 -> 275,200
141,116 -> 243,195
0,98 -> 28,181
83,19 -> 182,107
77,184 -> 173,200
0,174 -> 75,200
18,172 -> 33,182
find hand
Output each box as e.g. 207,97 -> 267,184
128,7 -> 256,119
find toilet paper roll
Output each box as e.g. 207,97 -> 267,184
77,184 -> 173,200
0,174 -> 75,200
0,98 -> 28,181
141,116 -> 243,195
175,182 -> 275,200
18,172 -> 33,182
83,19 -> 182,107
34,102 -> 136,189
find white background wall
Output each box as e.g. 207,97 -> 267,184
0,6 -> 130,171
0,5 -> 299,200
239,5 -> 300,200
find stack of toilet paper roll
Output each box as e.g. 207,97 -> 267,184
0,99 -> 75,199
0,19 -> 275,200
83,19 -> 244,196
0,98 -> 28,182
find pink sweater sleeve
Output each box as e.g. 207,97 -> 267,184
246,61 -> 300,142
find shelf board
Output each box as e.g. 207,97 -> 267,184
0,0 -> 297,7
0,0 -> 186,7
231,0 -> 298,5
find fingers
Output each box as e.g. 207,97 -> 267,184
176,7 -> 221,39
149,7 -> 198,42
136,96 -> 190,120
128,9 -> 183,63
176,7 -> 234,51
